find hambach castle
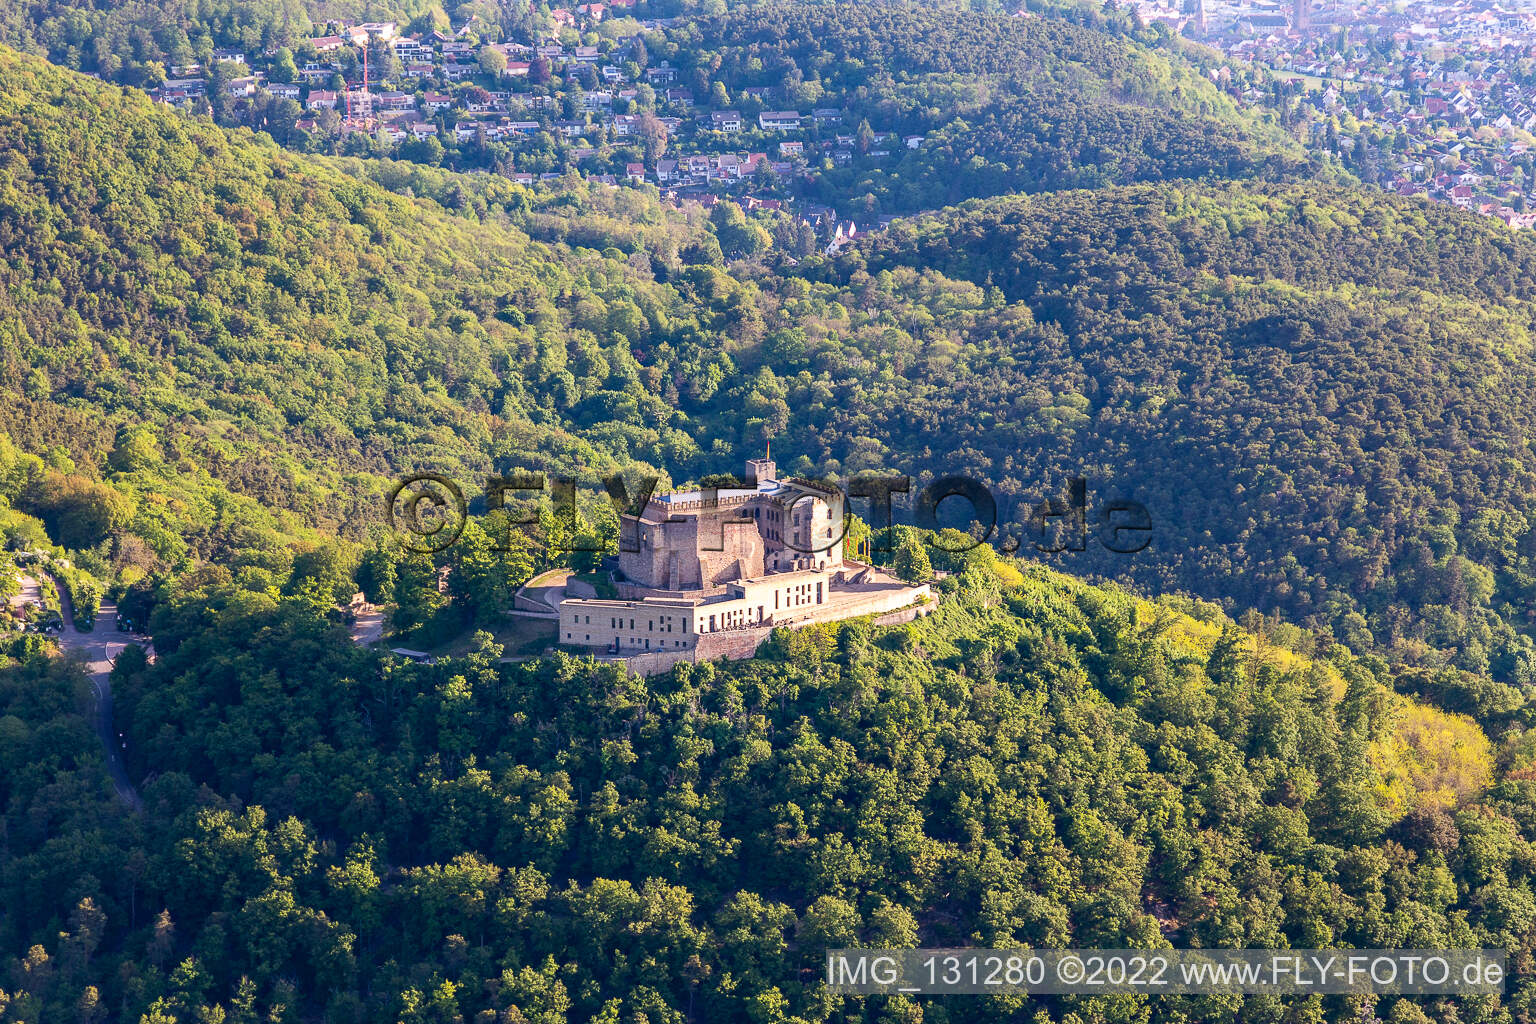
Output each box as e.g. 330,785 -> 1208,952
558,457 -> 931,671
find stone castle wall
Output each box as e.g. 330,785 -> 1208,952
613,586 -> 933,677
619,624 -> 774,677
618,514 -> 764,589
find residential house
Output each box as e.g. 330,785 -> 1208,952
713,153 -> 743,179
394,38 -> 433,62
826,219 -> 858,253
349,22 -> 398,42
156,78 -> 206,104
758,110 -> 802,131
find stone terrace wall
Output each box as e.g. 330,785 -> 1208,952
620,624 -> 773,677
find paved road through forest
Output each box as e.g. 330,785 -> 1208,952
29,573 -> 148,811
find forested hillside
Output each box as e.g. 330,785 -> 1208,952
0,46 -> 737,542
5,551 -> 1530,1022
704,182 -> 1536,683
0,0 -> 436,85
7,15 -> 1536,1024
665,0 -> 1310,213
5,46 -> 1536,681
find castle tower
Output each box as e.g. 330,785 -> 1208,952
745,456 -> 776,485
1294,0 -> 1309,33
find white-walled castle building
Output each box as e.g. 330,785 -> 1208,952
558,457 -> 930,661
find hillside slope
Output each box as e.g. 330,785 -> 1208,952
737,182 -> 1536,679
680,0 -> 1310,212
0,46 -> 747,543
3,46 -> 1534,682
3,556 -> 1528,1022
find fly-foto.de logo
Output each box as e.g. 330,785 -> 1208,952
384,467 -> 1153,557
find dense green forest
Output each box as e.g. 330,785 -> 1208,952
6,546 -> 1533,1023
7,7 -> 1536,1022
0,46 -> 736,547
778,184 -> 1536,680
656,1 -> 1310,214
4,47 -> 1536,674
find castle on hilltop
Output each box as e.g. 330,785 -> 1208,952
558,456 -> 931,672
617,456 -> 843,591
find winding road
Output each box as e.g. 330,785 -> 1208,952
28,574 -> 148,811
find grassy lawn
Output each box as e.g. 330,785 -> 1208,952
571,571 -> 619,599
421,614 -> 558,659
527,568 -> 572,587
